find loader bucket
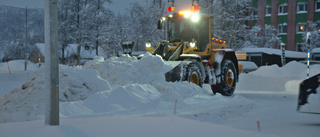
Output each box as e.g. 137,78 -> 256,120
298,73 -> 320,114
164,61 -> 183,82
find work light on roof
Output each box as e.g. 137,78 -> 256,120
168,7 -> 175,12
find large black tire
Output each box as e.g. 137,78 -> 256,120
183,61 -> 204,87
212,59 -> 237,96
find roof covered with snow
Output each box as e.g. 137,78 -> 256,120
35,43 -> 45,57
311,48 -> 320,53
237,48 -> 307,58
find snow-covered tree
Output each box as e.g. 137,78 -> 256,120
58,1 -> 73,64
58,0 -> 115,63
82,0 -> 113,56
301,21 -> 320,51
199,0 -> 251,49
0,6 -> 43,61
127,0 -> 165,51
235,24 -> 280,50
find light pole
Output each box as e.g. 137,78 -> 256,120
25,6 -> 28,71
44,0 -> 59,126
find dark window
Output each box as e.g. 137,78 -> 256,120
279,5 -> 288,14
278,25 -> 287,34
316,2 -> 320,10
297,3 -> 307,12
266,7 -> 271,15
253,9 -> 257,16
283,25 -> 287,33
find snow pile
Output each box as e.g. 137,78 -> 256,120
59,65 -> 111,102
83,53 -> 172,87
83,53 -> 208,100
0,60 -> 38,72
61,53 -> 209,117
237,61 -> 320,92
0,53 -> 209,122
0,66 -> 110,123
61,84 -> 161,116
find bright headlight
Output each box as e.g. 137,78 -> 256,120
190,42 -> 196,48
162,16 -> 166,21
191,14 -> 199,22
184,12 -> 191,18
146,42 -> 152,48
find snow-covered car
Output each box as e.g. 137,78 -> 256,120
238,61 -> 258,73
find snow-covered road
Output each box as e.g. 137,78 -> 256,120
186,86 -> 320,137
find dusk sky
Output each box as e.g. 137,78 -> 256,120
0,0 -> 140,12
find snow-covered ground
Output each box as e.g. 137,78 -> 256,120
0,55 -> 319,137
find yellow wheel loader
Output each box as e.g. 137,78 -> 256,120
145,3 -> 242,96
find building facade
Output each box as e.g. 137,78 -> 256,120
249,0 -> 320,51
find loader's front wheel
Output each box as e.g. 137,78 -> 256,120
184,62 -> 203,87
213,59 -> 237,96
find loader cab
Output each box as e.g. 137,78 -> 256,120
162,13 -> 211,52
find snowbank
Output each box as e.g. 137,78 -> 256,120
0,53 -> 209,123
0,66 -> 110,123
61,53 -> 209,117
83,53 -> 172,86
0,60 -> 38,72
237,61 -> 320,91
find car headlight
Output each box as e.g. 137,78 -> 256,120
146,42 -> 152,48
190,42 -> 196,48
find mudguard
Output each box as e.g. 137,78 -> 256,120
298,73 -> 320,114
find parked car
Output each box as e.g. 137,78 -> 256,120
238,61 -> 258,73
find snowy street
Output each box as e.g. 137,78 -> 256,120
208,90 -> 320,137
0,56 -> 319,137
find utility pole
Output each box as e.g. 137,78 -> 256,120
44,0 -> 59,126
25,6 -> 28,71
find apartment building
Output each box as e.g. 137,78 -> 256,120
248,0 -> 320,51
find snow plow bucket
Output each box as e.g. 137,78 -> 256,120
165,62 -> 183,82
298,73 -> 320,114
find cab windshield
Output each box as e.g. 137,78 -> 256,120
166,15 -> 209,51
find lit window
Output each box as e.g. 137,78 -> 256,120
297,24 -> 306,32
297,3 -> 307,12
317,23 -> 320,31
266,6 -> 271,15
279,5 -> 288,14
